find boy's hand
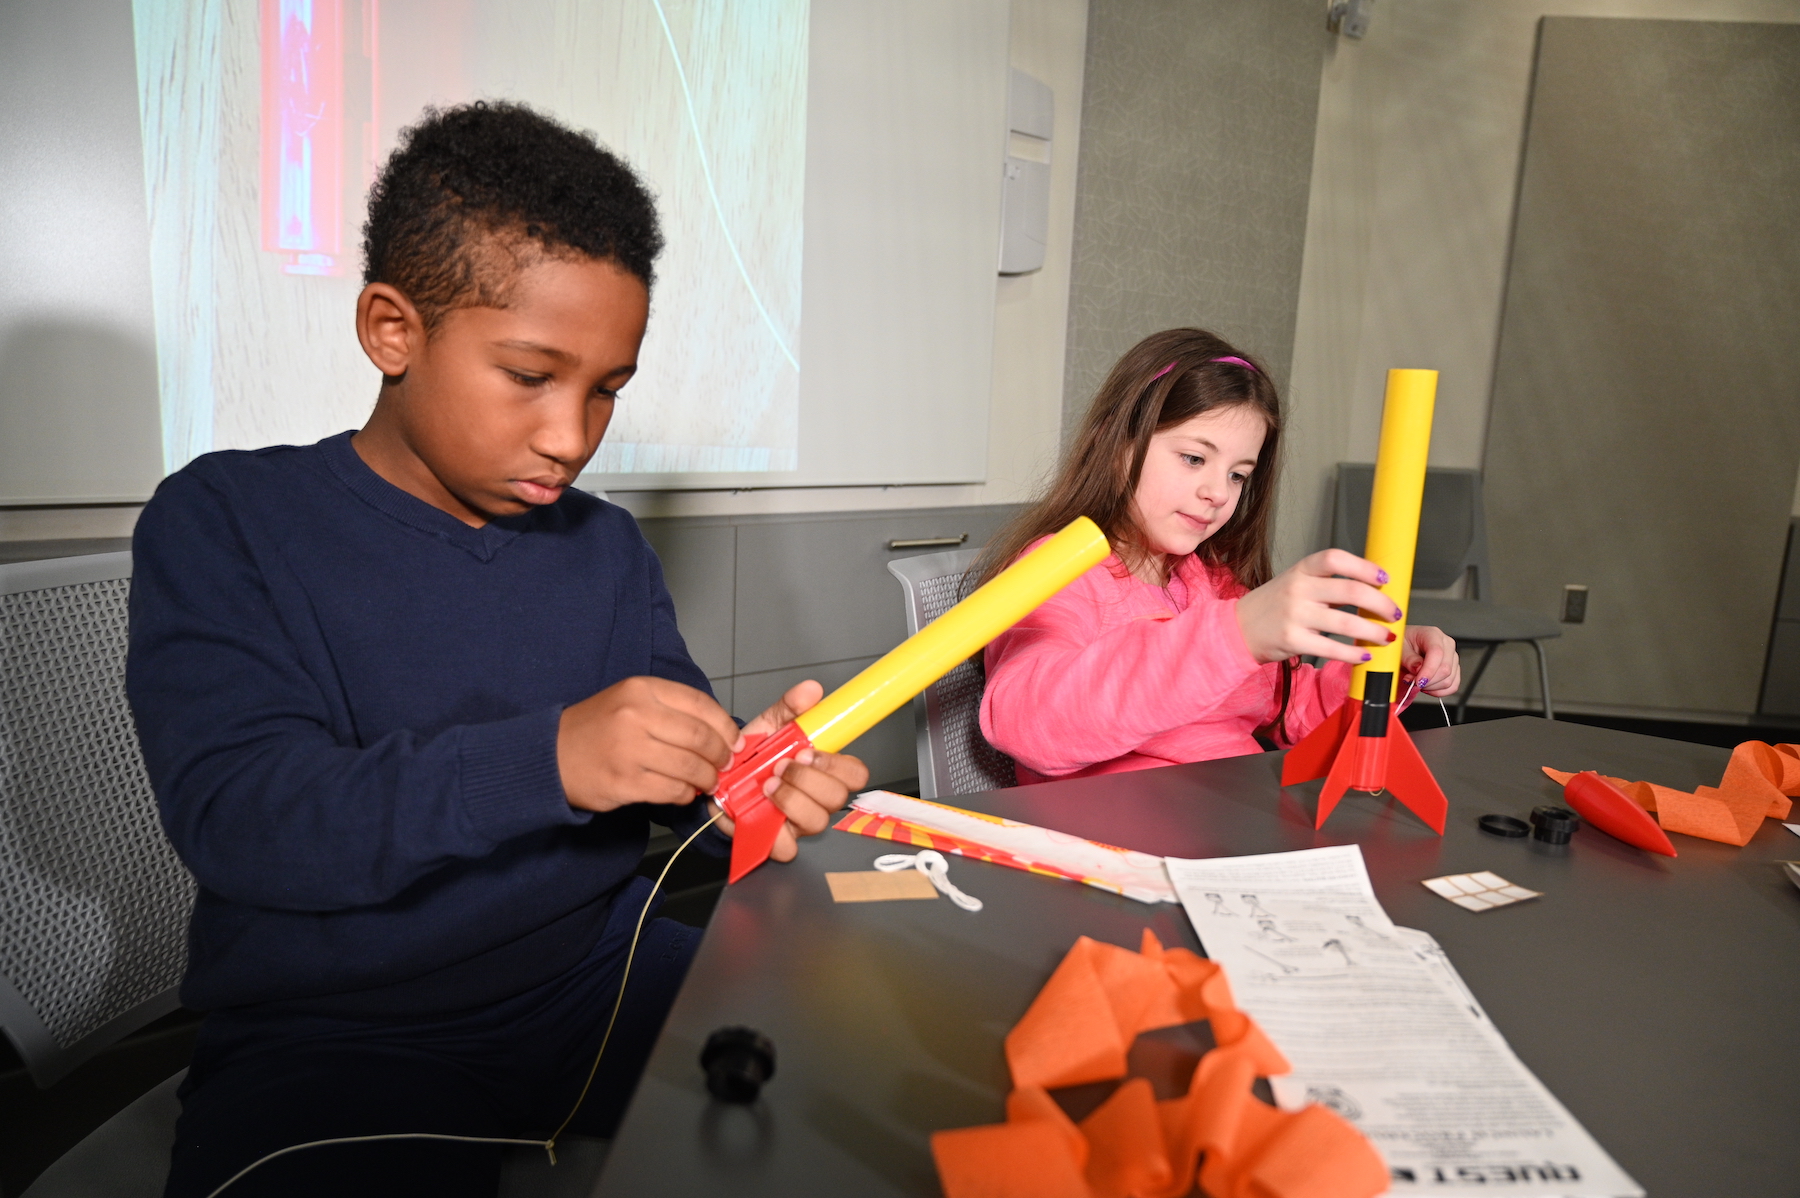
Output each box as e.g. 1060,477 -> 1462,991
557,677 -> 739,813
1236,549 -> 1403,664
712,680 -> 870,863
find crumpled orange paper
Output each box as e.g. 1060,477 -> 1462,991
930,932 -> 1388,1198
1543,741 -> 1800,847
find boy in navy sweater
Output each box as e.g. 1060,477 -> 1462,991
127,102 -> 867,1197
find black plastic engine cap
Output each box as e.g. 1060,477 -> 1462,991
1529,805 -> 1581,845
701,1026 -> 777,1103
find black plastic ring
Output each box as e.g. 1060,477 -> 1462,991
1529,805 -> 1581,845
1479,814 -> 1529,838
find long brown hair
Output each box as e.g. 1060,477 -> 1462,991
977,327 -> 1284,590
975,328 -> 1298,743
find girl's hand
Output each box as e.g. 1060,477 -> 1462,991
710,680 -> 870,862
1235,549 -> 1404,665
1401,626 -> 1461,697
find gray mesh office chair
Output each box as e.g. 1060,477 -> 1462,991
886,548 -> 1017,799
5,551 -> 608,1197
1332,465 -> 1561,721
2,551 -> 193,1198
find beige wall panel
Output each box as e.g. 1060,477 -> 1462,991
1482,17 -> 1800,716
1284,0 -> 1800,577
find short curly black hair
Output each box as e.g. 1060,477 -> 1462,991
362,101 -> 664,331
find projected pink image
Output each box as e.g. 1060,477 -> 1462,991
261,0 -> 347,276
147,0 -> 806,473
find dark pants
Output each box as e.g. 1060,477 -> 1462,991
164,878 -> 699,1198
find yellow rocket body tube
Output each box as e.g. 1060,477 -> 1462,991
1349,369 -> 1438,702
719,516 -> 1110,881
1282,367 -> 1448,835
796,516 -> 1111,752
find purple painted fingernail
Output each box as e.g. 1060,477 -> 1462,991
1376,568 -> 1389,584
1393,607 -> 1405,621
1361,652 -> 1372,662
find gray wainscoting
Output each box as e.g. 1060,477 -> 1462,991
639,504 -> 1022,787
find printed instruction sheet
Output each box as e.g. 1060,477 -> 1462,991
1164,846 -> 1641,1197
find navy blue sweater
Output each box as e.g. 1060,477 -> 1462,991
127,432 -> 720,1017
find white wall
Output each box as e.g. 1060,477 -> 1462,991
1281,0 -> 1800,576
0,0 -> 162,511
613,0 -> 1087,522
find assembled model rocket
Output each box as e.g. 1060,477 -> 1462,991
1281,370 -> 1450,833
716,516 -> 1111,882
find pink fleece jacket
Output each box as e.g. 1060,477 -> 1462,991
980,550 -> 1350,784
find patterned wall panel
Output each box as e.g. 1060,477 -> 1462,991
1062,0 -> 1328,430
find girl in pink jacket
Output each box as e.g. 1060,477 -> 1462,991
979,328 -> 1461,784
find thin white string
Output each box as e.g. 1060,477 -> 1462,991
201,810 -> 725,1198
200,1134 -> 551,1198
873,849 -> 983,912
1399,676 -> 1455,727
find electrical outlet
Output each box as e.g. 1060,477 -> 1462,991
1561,585 -> 1588,624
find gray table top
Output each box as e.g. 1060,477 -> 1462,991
594,717 -> 1800,1197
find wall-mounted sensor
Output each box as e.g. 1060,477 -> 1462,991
1561,584 -> 1588,624
1326,0 -> 1375,39
1000,69 -> 1052,276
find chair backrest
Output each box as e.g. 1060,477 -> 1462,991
1330,464 -> 1493,599
885,548 -> 1017,800
0,552 -> 195,1088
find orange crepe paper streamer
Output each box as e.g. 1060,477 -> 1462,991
1542,741 -> 1798,848
932,932 -> 1388,1198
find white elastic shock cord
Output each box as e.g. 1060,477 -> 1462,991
873,849 -> 983,912
200,810 -> 725,1198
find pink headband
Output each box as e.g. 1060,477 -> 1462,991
1150,355 -> 1257,382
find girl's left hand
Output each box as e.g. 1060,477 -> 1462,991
1401,626 -> 1460,697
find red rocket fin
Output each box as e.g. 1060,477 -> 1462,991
726,793 -> 789,883
1380,711 -> 1449,834
1313,704 -> 1363,829
1284,699 -> 1448,835
1281,697 -> 1351,787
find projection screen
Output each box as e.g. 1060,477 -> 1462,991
0,0 -> 1005,503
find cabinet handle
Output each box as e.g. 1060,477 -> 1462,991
887,534 -> 968,550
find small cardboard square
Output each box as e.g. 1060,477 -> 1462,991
1423,872 -> 1541,912
827,870 -> 939,903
